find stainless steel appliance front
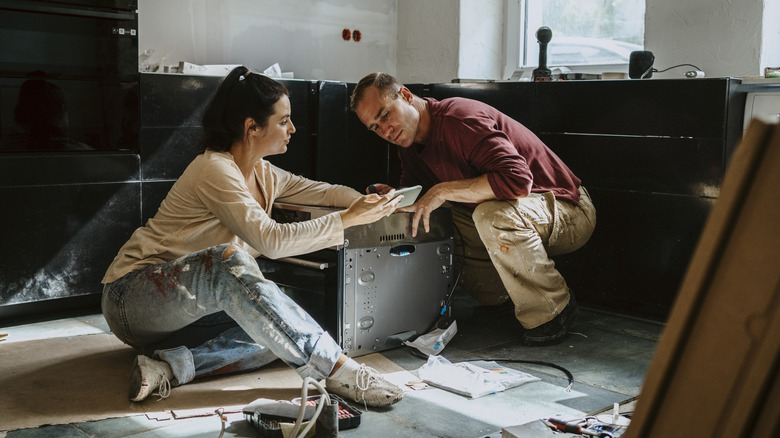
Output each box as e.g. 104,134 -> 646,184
263,203 -> 454,357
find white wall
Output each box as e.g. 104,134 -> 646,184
138,0 -> 778,84
400,0 -> 777,82
458,0 -> 504,80
396,0 -> 460,83
396,0 -> 505,83
138,0 -> 396,82
645,0 -> 768,78
761,0 -> 780,72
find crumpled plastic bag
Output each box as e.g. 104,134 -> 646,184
403,321 -> 458,356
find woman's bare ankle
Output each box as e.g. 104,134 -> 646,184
328,354 -> 349,377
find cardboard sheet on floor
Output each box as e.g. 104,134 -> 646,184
0,333 -> 410,432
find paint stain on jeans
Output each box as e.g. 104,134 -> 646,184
147,263 -> 183,297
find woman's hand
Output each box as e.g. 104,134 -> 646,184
339,190 -> 400,228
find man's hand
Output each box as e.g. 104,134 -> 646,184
400,175 -> 498,236
400,187 -> 445,237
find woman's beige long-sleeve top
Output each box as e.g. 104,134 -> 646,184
102,150 -> 360,283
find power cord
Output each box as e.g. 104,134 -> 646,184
409,349 -> 575,391
479,357 -> 574,391
653,63 -> 702,73
215,408 -> 227,438
643,63 -> 705,79
289,377 -> 330,438
421,222 -> 465,335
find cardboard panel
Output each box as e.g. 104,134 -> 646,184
626,120 -> 780,437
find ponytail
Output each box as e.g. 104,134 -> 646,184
199,66 -> 288,153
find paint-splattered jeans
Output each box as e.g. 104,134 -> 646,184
453,187 -> 596,329
101,243 -> 341,386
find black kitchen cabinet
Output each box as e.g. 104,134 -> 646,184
530,79 -> 745,319
427,78 -> 757,320
2,75 -> 775,323
0,153 -> 141,320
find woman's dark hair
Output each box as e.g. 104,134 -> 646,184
200,66 -> 289,153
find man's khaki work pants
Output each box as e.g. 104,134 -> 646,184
452,187 -> 596,329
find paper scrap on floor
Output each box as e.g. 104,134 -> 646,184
418,355 -> 540,398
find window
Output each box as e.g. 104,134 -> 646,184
505,0 -> 645,77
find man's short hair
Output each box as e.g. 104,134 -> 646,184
350,72 -> 402,111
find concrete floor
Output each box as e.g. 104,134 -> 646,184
1,292 -> 663,437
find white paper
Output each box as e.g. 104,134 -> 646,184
417,355 -> 540,398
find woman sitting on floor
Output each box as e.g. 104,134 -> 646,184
100,66 -> 404,407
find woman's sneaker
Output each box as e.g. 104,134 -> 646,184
325,362 -> 404,408
522,291 -> 579,346
128,355 -> 173,402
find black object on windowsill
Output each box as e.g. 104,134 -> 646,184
533,27 -> 553,82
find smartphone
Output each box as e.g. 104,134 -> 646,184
390,185 -> 422,208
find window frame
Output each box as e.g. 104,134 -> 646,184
503,0 -> 643,79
